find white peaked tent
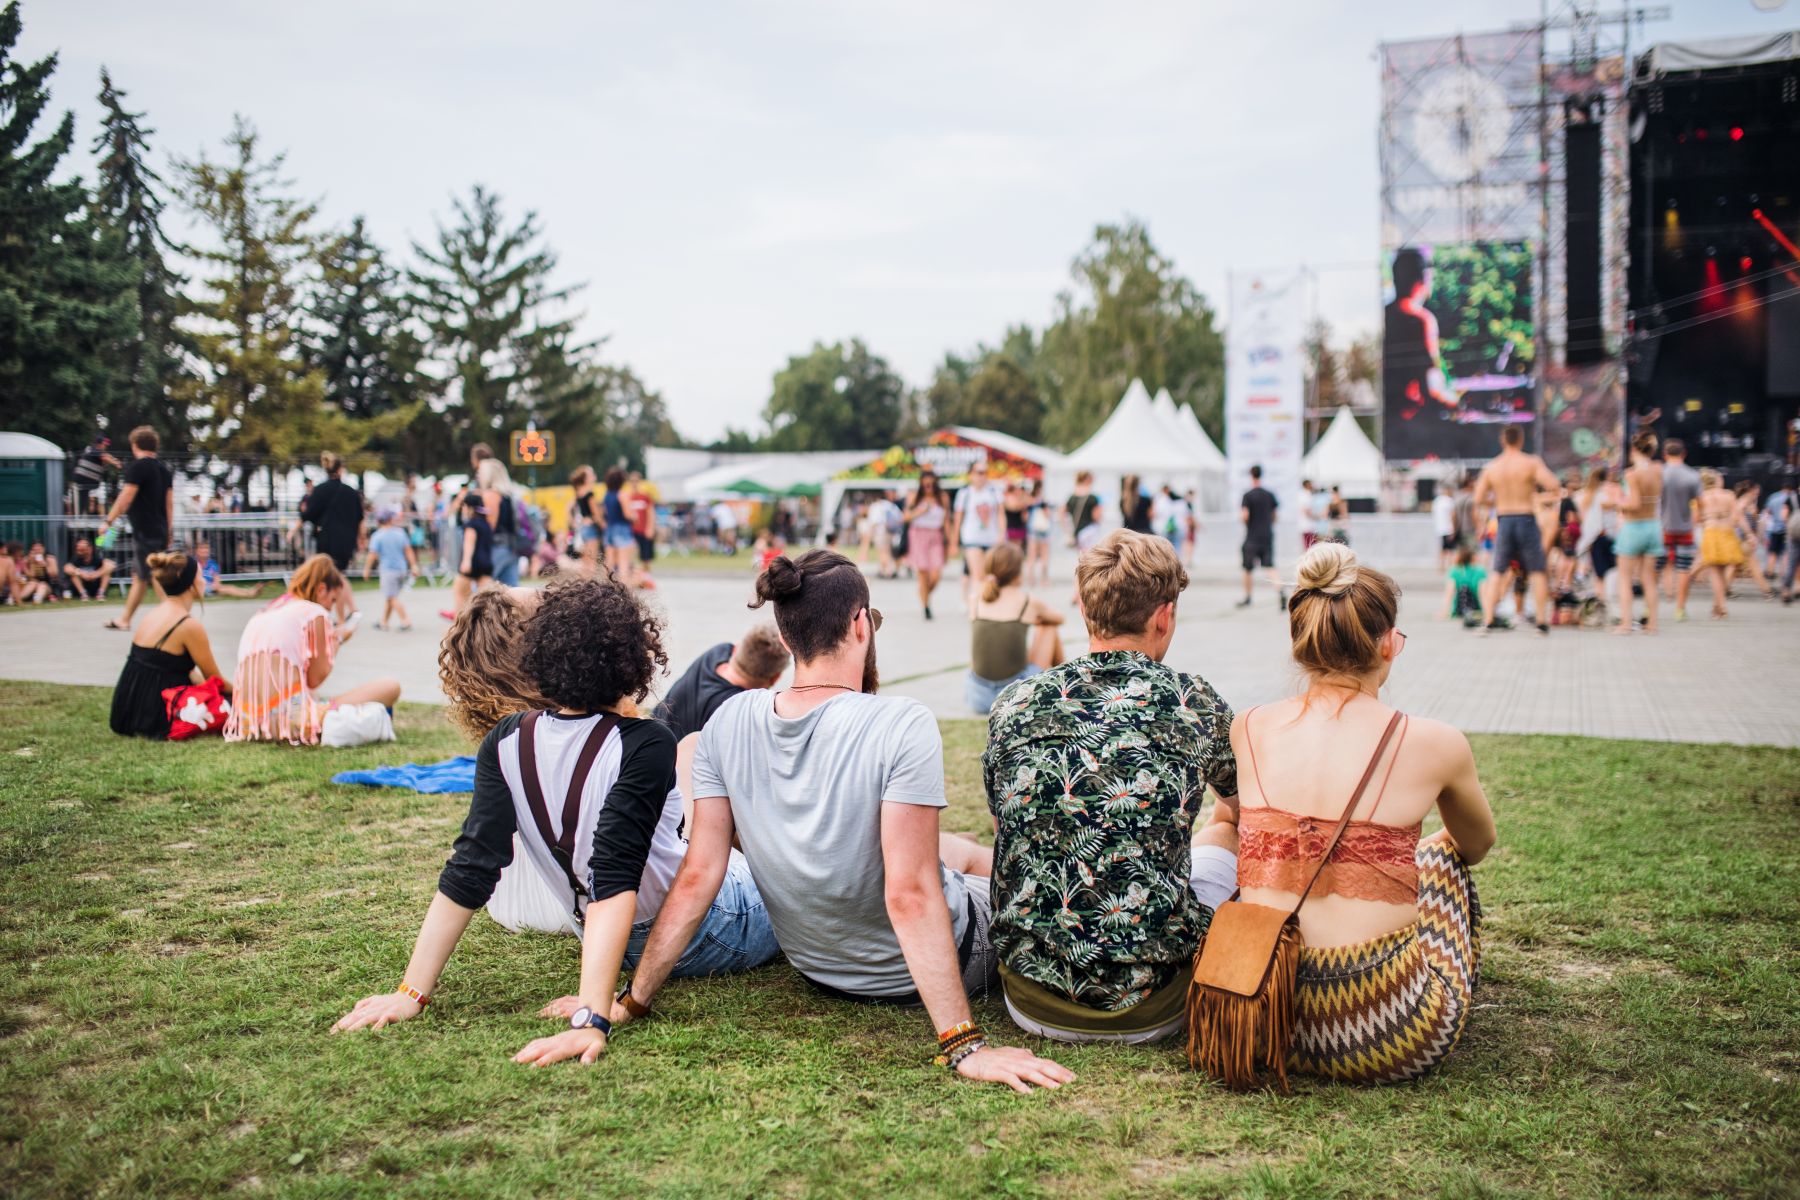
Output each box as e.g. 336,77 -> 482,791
1153,388 -> 1229,511
1056,380 -> 1216,501
1301,407 -> 1384,501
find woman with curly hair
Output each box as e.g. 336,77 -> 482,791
334,576 -> 780,1064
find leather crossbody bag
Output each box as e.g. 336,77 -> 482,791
1184,712 -> 1404,1091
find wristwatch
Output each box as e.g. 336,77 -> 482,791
615,985 -> 652,1020
569,1005 -> 613,1037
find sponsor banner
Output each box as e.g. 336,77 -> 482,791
1382,241 -> 1536,463
1226,272 -> 1306,506
1380,30 -> 1543,248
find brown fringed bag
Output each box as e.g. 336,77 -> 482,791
1185,712 -> 1404,1091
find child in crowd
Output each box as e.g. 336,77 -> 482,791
1442,545 -> 1488,628
195,542 -> 266,600
752,528 -> 785,572
364,508 -> 419,631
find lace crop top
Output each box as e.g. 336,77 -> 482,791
1236,708 -> 1421,905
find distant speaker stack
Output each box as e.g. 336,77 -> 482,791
1566,110 -> 1604,366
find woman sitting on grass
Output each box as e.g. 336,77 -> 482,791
109,550 -> 232,738
333,576 -> 779,1063
224,555 -> 400,745
965,542 -> 1065,715
1225,541 -> 1496,1084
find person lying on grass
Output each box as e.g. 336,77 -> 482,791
591,549 -> 1074,1093
333,576 -> 779,1058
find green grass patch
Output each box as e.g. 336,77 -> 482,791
1,682 -> 1795,1198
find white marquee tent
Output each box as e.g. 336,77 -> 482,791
1300,407 -> 1384,501
1053,380 -> 1229,511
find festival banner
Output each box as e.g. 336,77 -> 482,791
1540,361 -> 1624,475
1225,272 -> 1306,506
1381,241 -> 1535,463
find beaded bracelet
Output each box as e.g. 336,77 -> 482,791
945,1038 -> 988,1071
936,1019 -> 979,1045
932,1024 -> 986,1067
395,981 -> 430,1008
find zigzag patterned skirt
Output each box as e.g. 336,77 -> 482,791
1289,839 -> 1482,1084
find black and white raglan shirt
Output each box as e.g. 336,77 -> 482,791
438,712 -> 685,925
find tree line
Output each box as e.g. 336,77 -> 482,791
0,3 -> 673,477
2,0 -> 1374,469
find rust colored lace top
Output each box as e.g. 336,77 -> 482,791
1236,706 -> 1421,905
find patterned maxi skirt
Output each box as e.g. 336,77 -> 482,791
1289,839 -> 1482,1084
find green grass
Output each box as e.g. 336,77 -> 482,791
0,683 -> 1795,1199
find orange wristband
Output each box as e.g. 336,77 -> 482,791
396,981 -> 430,1007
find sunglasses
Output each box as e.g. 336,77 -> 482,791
865,607 -> 883,632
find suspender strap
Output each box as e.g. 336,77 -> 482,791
1291,711 -> 1405,914
517,710 -> 622,902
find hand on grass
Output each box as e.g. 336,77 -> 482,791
512,1027 -> 606,1067
538,995 -> 581,1020
331,992 -> 422,1032
954,1045 -> 1075,1094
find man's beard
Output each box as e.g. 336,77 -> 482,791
861,635 -> 880,694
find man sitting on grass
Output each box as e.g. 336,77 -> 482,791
984,530 -> 1241,1043
610,549 -> 1074,1093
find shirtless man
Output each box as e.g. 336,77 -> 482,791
1471,425 -> 1560,635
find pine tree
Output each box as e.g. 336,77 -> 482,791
91,66 -> 188,443
0,2 -> 134,450
171,117 -> 387,470
303,216 -> 426,421
409,185 -> 598,455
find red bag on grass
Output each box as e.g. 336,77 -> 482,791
163,676 -> 229,741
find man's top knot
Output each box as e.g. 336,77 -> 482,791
755,556 -> 805,603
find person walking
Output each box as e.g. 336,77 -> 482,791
948,462 -> 1005,613
301,452 -> 365,575
99,426 -> 173,631
1236,465 -> 1283,609
1431,481 -> 1457,571
1613,429 -> 1665,635
1576,466 -> 1619,596
450,493 -> 496,615
1063,471 -> 1103,552
904,471 -> 950,620
1471,426 -> 1560,635
1118,474 -> 1153,535
1658,440 -> 1702,620
1695,469 -> 1743,620
363,508 -> 419,631
476,457 -> 525,588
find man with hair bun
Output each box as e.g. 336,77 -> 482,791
618,548 -> 1074,1093
983,530 -> 1241,1044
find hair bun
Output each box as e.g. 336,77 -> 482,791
1294,542 -> 1358,597
755,556 -> 804,602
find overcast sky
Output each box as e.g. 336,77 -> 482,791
27,0 -> 1787,441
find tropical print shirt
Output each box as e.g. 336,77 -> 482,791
983,651 -> 1238,1011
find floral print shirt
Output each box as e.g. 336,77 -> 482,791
982,651 -> 1238,1011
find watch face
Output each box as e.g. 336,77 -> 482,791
570,1005 -> 593,1030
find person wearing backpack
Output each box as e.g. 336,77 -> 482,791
1196,542 -> 1495,1087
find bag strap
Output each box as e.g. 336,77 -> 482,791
1290,711 -> 1405,914
517,710 -> 622,901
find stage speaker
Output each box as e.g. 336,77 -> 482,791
1769,289 -> 1800,398
1566,118 -> 1604,365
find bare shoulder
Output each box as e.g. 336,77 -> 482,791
1401,715 -> 1474,766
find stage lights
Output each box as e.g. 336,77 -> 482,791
1730,126 -> 1745,142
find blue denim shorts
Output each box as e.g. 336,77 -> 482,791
623,853 -> 781,978
605,525 -> 637,550
965,664 -> 1042,716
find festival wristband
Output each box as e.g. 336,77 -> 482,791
395,981 -> 430,1007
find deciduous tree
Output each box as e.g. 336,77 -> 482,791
763,339 -> 903,451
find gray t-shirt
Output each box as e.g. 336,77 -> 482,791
1661,462 -> 1701,534
691,690 -> 969,997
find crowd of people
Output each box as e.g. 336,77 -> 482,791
321,531 -> 1493,1094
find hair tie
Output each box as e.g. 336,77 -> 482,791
172,556 -> 198,596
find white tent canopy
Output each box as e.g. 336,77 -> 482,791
1301,408 -> 1384,501
1054,380 -> 1229,511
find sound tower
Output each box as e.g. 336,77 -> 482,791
1565,100 -> 1603,365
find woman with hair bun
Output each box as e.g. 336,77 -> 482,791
225,554 -> 401,744
964,541 -> 1064,715
109,550 -> 232,737
1221,541 -> 1496,1084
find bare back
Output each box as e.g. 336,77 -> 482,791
1621,463 -> 1662,521
1480,450 -> 1553,515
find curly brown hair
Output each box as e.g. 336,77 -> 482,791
520,576 -> 667,711
437,589 -> 552,741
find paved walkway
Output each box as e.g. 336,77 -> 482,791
4,555 -> 1797,746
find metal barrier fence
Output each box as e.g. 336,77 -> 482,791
0,513 -> 316,590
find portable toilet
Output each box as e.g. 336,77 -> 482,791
0,431 -> 67,553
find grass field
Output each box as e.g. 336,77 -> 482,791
1,682 -> 1795,1199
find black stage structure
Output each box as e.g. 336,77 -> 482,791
1627,32 -> 1800,480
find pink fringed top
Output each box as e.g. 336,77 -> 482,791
224,594 -> 336,745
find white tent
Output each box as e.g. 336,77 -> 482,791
1053,381 -> 1228,510
1301,408 -> 1384,501
1153,389 -> 1229,511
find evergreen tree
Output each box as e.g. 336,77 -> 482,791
409,185 -> 597,455
90,66 -> 188,443
303,216 -> 427,421
0,2 -> 134,450
172,117 -> 391,470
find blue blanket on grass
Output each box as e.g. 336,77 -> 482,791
332,756 -> 477,794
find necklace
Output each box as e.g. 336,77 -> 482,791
787,683 -> 853,693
